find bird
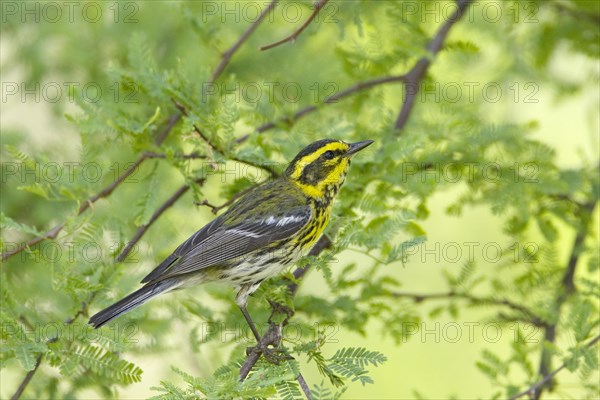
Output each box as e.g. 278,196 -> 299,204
89,138 -> 373,342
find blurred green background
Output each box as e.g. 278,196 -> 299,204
1,1 -> 599,399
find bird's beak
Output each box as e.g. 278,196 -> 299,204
345,140 -> 374,157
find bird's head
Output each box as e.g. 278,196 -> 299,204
285,139 -> 373,201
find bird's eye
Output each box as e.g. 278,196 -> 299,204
323,151 -> 335,160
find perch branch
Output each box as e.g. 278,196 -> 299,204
239,236 -> 332,380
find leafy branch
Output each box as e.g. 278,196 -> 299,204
2,0 -> 280,262
9,178 -> 205,400
509,334 -> 600,400
172,100 -> 279,176
1,114 -> 181,262
532,201 -> 596,399
237,74 -> 407,143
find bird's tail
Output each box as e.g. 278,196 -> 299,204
89,279 -> 179,329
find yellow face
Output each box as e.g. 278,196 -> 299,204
285,139 -> 373,199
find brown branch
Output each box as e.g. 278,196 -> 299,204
261,0 -> 330,51
12,299 -> 85,400
144,151 -> 206,160
236,75 -> 406,143
392,290 -> 545,327
297,372 -> 312,399
395,0 -> 472,131
509,334 -> 600,400
10,355 -> 42,400
211,0 -> 278,83
1,115 -> 181,262
532,201 -> 596,399
196,184 -> 256,215
77,155 -> 146,215
116,181 -> 201,263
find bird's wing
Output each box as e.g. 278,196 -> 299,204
140,216 -> 224,283
141,205 -> 311,283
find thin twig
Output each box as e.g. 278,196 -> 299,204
173,99 -> 280,176
154,113 -> 183,147
1,223 -> 66,262
236,75 -> 406,143
261,0 -> 330,51
392,290 -> 545,327
144,151 -> 206,160
509,334 -> 600,400
10,355 -> 42,400
211,0 -> 278,83
395,0 -> 472,131
196,185 -> 256,215
116,181 -> 202,262
171,99 -> 218,154
12,299 -> 88,400
297,372 -> 312,399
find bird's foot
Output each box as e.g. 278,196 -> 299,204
267,299 -> 294,323
246,343 -> 292,364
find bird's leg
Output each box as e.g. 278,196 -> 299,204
236,284 -> 263,342
236,285 -> 290,364
238,304 -> 290,363
238,304 -> 262,343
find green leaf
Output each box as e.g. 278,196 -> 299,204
0,213 -> 43,236
13,342 -> 46,371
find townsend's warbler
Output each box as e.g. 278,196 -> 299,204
89,139 -> 373,340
